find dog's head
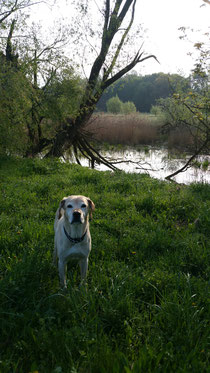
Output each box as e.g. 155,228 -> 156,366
58,195 -> 95,224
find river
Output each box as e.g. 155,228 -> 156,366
68,146 -> 210,184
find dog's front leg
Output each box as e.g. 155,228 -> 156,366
79,258 -> 88,282
58,259 -> 67,288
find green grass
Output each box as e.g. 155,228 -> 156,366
0,156 -> 209,373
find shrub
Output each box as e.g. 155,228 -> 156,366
106,96 -> 137,115
122,101 -> 136,114
106,95 -> 123,114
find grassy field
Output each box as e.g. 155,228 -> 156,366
0,156 -> 209,373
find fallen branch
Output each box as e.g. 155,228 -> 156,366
165,138 -> 209,181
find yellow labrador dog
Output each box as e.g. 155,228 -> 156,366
54,195 -> 95,288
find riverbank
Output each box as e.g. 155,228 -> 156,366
64,145 -> 210,184
0,157 -> 209,372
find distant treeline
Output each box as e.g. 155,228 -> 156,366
97,73 -> 190,113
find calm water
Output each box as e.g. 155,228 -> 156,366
70,146 -> 210,184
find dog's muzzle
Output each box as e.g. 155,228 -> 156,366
71,211 -> 82,224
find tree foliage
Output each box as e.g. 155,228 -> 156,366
106,95 -> 123,114
0,0 -> 43,24
122,100 -> 136,114
98,72 -> 190,113
0,57 -> 32,155
106,95 -> 136,114
0,0 -> 82,156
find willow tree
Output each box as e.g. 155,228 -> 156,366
43,0 -> 158,167
1,0 -> 157,165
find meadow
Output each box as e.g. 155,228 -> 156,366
0,156 -> 209,373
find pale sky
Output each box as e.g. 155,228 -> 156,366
136,0 -> 210,75
32,0 -> 210,77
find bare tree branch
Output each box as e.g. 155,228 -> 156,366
103,51 -> 159,89
0,0 -> 45,24
165,137 -> 209,181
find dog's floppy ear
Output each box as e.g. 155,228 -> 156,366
87,198 -> 95,221
58,197 -> 67,219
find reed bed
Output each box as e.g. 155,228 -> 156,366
86,113 -> 161,146
86,113 -> 195,150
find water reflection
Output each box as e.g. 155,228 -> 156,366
72,146 -> 210,184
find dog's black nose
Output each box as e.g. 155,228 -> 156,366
73,211 -> 81,217
72,211 -> 81,223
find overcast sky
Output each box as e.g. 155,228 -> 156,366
136,0 -> 210,75
32,0 -> 210,76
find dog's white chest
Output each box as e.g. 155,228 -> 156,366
64,244 -> 89,261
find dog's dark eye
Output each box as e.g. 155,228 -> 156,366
81,204 -> 86,208
67,204 -> 73,208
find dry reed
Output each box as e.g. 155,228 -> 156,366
86,113 -> 195,150
86,113 -> 161,146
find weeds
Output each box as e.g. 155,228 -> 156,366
0,157 -> 209,372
